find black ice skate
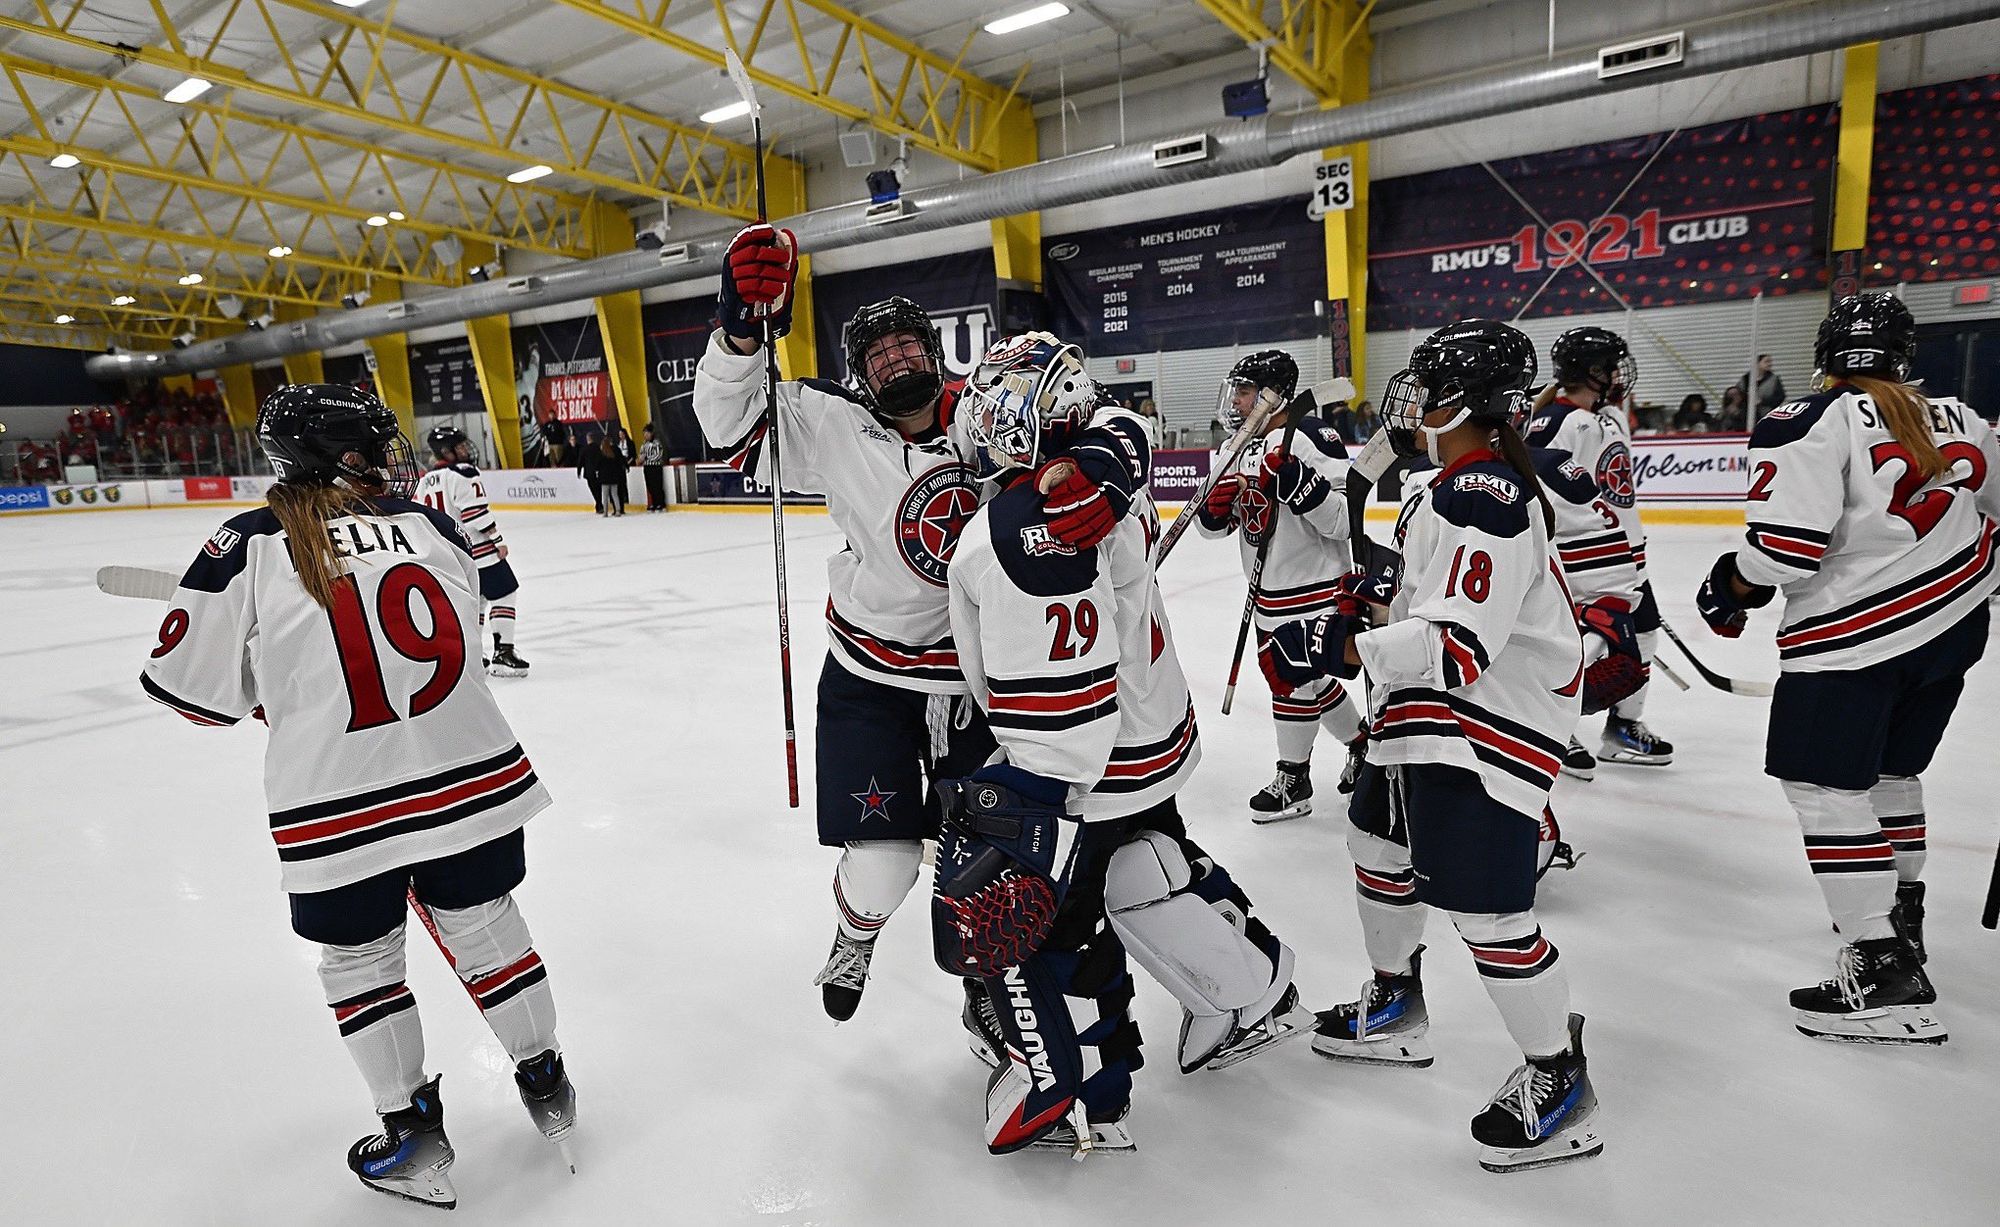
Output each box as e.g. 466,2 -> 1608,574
1197,982 -> 1316,1072
812,930 -> 876,1022
1249,760 -> 1312,824
1023,1099 -> 1135,1159
1337,735 -> 1368,795
347,1075 -> 456,1210
488,636 -> 530,678
515,1049 -> 578,1173
1599,716 -> 1671,765
1562,735 -> 1597,781
1892,881 -> 1927,964
1471,1014 -> 1603,1173
963,977 -> 1005,1069
1311,945 -> 1433,1067
1791,936 -> 1945,1044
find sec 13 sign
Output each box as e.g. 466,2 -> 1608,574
1307,156 -> 1354,219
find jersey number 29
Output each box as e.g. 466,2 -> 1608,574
328,564 -> 467,733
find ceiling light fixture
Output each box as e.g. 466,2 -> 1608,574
984,3 -> 1068,35
178,272 -> 203,285
366,214 -> 389,227
111,294 -> 136,306
54,313 -> 74,324
163,77 -> 213,105
387,210 -> 405,221
700,100 -> 752,124
48,152 -> 79,169
328,0 -> 374,8
268,244 -> 293,258
506,163 -> 554,184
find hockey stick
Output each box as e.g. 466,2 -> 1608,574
1984,842 -> 2000,929
1651,654 -> 1692,691
726,48 -> 801,809
1152,400 -> 1280,568
96,564 -> 178,601
1220,412 -> 1301,715
1658,620 -> 1775,697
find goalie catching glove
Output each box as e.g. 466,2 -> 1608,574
1577,598 -> 1647,715
933,764 -> 1078,978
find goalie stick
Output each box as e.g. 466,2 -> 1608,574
1659,620 -> 1774,697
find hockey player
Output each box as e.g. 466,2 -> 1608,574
694,225 -> 1148,1024
139,385 -> 576,1209
1196,350 -> 1366,821
1264,321 -> 1601,1173
1697,292 -> 1999,1045
413,425 -> 529,677
1525,326 -> 1670,770
940,334 -> 1312,1157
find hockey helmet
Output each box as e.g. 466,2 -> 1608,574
961,332 -> 1099,481
258,383 -> 417,497
1815,291 -> 1916,382
426,424 -> 470,462
1217,349 -> 1300,432
1384,320 -> 1538,462
1550,326 -> 1637,402
843,295 -> 946,421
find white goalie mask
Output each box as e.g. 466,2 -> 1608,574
962,332 -> 1098,480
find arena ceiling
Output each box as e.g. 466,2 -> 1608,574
0,0 -> 1406,354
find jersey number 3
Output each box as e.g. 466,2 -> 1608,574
329,564 -> 467,733
1870,440 -> 1988,539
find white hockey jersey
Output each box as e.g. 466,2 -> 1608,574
1199,415 -> 1354,629
140,499 -> 551,894
1735,386 -> 2000,672
413,461 -> 506,569
950,481 -> 1199,821
1532,446 -> 1642,608
1525,397 -> 1649,575
1358,453 -> 1583,820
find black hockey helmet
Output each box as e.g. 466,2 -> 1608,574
426,424 -> 469,461
1551,325 -> 1637,401
258,383 -> 417,496
1816,291 -> 1916,381
1218,349 -> 1299,432
1384,319 -> 1538,460
843,295 -> 945,420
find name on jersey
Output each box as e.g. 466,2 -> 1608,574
1855,398 -> 1968,435
321,518 -> 418,562
1453,471 -> 1519,503
1019,523 -> 1077,557
203,526 -> 242,558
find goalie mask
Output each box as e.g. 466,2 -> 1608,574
1383,320 -> 1538,465
962,332 -> 1098,481
259,383 -> 418,497
843,295 -> 946,422
1217,349 -> 1299,432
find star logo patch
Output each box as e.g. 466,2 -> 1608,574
851,777 -> 898,822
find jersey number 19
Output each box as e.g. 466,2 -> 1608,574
328,564 -> 467,733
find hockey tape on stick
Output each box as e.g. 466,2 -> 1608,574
1659,620 -> 1774,697
1651,655 -> 1692,691
1154,397 -> 1280,567
96,565 -> 178,601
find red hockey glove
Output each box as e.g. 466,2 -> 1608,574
1198,474 -> 1245,532
720,224 -> 798,340
1037,461 -> 1117,549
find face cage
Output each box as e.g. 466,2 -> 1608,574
1588,352 -> 1638,402
859,332 -> 943,418
1382,370 -> 1431,459
1218,379 -> 1284,433
342,432 -> 420,498
962,367 -> 1044,480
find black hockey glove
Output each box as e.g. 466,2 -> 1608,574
1695,552 -> 1775,639
1260,613 -> 1358,696
933,764 -> 1073,978
1260,447 -> 1331,513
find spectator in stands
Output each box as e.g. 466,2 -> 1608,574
1672,393 -> 1710,433
1738,353 -> 1786,420
1134,397 -> 1164,448
639,424 -> 667,513
1716,383 -> 1749,432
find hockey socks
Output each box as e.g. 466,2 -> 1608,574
1871,775 -> 1927,881
832,840 -> 923,942
427,894 -> 560,1065
1784,781 -> 1898,942
320,930 -> 430,1115
1455,911 -> 1570,1061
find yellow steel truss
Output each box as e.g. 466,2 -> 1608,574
1194,0 -> 1373,103
552,0 -> 1031,172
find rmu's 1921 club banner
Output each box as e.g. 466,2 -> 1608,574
812,250 -> 998,386
1044,198 -> 1327,355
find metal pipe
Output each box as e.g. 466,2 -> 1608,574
89,0 -> 2000,380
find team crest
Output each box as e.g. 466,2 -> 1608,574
1595,441 -> 1637,509
1453,471 -> 1520,503
1240,484 -> 1274,546
895,464 -> 977,587
1765,401 -> 1807,422
1020,523 -> 1076,557
204,526 -> 242,557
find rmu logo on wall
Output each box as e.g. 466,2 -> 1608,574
896,463 -> 978,586
932,306 -> 997,382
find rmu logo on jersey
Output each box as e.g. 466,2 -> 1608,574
1019,523 -> 1076,558
896,464 -> 978,587
1764,400 -> 1808,422
1453,472 -> 1520,503
1003,965 -> 1058,1091
1595,441 -> 1637,508
1558,460 -> 1590,483
203,526 -> 241,557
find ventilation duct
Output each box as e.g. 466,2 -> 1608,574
88,0 -> 1998,380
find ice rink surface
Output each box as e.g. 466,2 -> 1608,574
5,503 -> 1998,1226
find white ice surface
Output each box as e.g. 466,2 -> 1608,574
3,507 -> 1998,1226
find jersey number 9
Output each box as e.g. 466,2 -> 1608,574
328,564 -> 467,733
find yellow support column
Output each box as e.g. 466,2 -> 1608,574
585,200 -> 655,444
1829,43 -> 1879,300
274,302 -> 324,386
766,156 -> 817,381
989,98 -> 1042,320
161,373 -> 195,395
364,281 -> 418,440
218,364 -> 259,426
1322,23 -> 1371,392
460,241 -> 524,469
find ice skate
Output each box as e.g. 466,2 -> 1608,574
812,930 -> 876,1022
1311,945 -> 1433,1067
1791,936 -> 1945,1044
1249,760 -> 1312,824
488,636 -> 530,678
1562,736 -> 1597,780
1197,983 -> 1316,1071
514,1049 -> 578,1173
1893,881 -> 1927,963
1599,716 -> 1671,765
1471,1014 -> 1603,1173
1536,810 -> 1581,882
1025,1100 -> 1135,1158
347,1075 -> 457,1210
1337,735 -> 1368,795
963,977 -> 1004,1069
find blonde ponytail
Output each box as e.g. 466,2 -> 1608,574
266,481 -> 377,610
1848,375 -> 1947,481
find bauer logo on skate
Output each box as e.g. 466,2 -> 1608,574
895,464 -> 977,586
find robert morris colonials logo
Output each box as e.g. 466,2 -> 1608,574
896,463 -> 977,587
1595,440 -> 1637,508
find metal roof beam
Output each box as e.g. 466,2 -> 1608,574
1194,0 -> 1372,104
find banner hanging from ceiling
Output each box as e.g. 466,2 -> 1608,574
812,249 -> 998,385
643,297 -> 717,461
409,337 -> 484,416
1865,73 -> 2000,287
511,314 -> 612,466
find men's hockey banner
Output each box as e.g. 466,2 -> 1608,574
812,249 -> 998,385
513,315 -> 614,467
409,337 -> 484,414
642,296 -> 718,461
1044,198 -> 1327,357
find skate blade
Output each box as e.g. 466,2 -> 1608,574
1479,1130 -> 1604,1173
487,665 -> 528,678
357,1170 -> 458,1210
554,1137 -> 578,1175
1250,802 -> 1313,825
1563,768 -> 1596,781
968,1031 -> 1004,1070
1025,1123 -> 1135,1157
1202,1010 -> 1316,1071
1310,1034 -> 1435,1067
1794,1002 -> 1947,1045
1597,748 -> 1669,766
